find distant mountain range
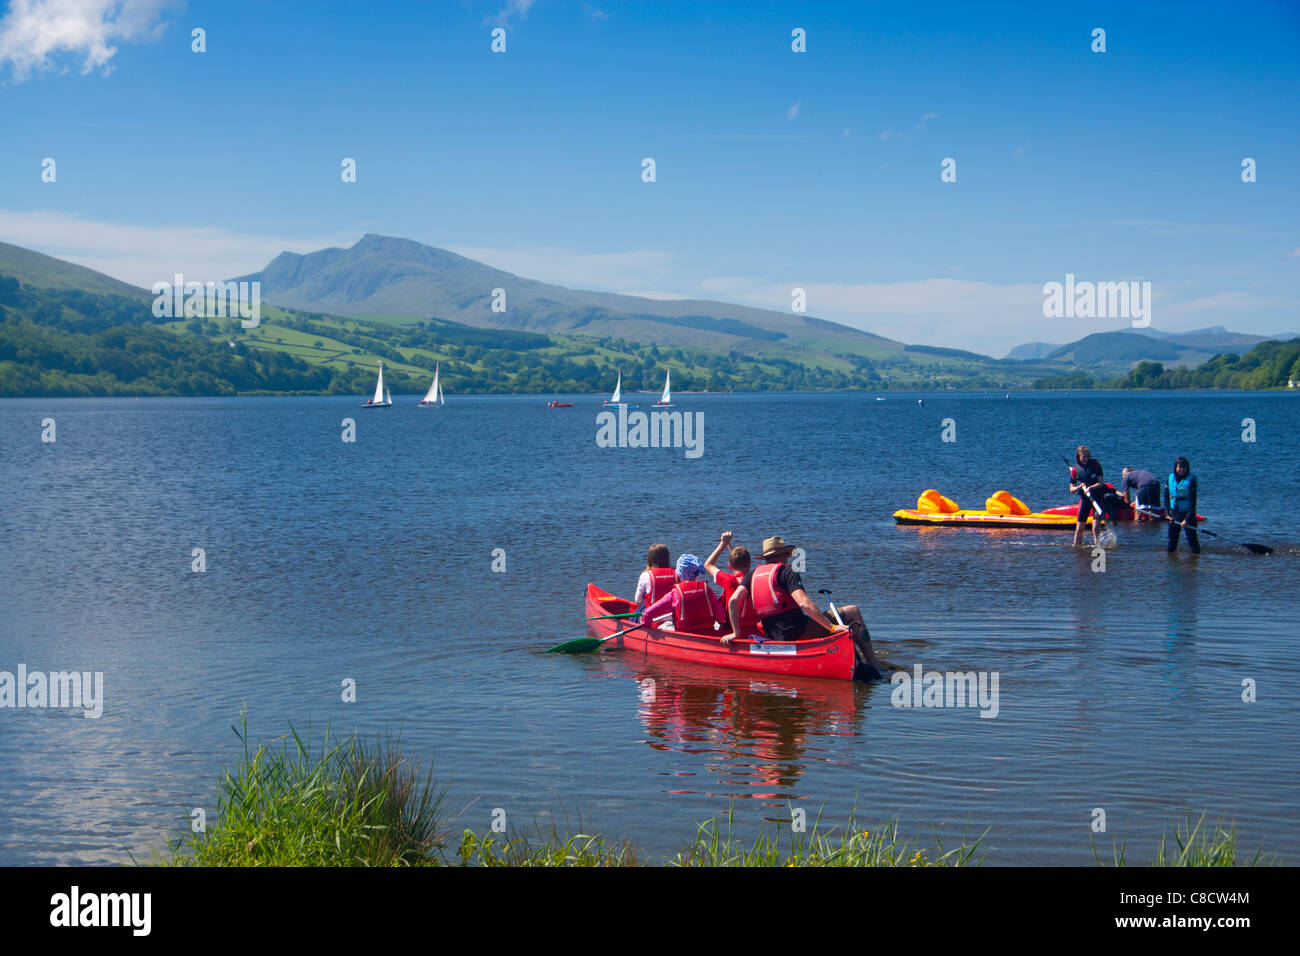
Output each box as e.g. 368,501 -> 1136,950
233,234 -> 1300,375
3,235 -> 1298,397
1004,326 -> 1298,368
232,233 -> 903,367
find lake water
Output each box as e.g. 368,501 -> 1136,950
1,391 -> 1297,865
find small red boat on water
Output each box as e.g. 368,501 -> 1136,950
584,583 -> 856,682
548,400 -> 574,408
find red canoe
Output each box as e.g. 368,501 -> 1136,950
585,583 -> 856,682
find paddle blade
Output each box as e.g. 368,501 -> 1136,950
1243,543 -> 1273,555
546,636 -> 605,654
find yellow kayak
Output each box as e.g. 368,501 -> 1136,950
893,490 -> 1095,530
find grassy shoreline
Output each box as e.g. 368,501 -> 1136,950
157,720 -> 1269,867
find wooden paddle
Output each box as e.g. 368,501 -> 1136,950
547,618 -> 650,654
1133,506 -> 1273,555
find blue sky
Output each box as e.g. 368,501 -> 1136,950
1,0 -> 1297,354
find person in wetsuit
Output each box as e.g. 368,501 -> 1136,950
1164,457 -> 1201,555
1070,445 -> 1107,548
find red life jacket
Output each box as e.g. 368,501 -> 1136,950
673,580 -> 715,632
645,567 -> 675,606
717,570 -> 761,630
750,563 -> 799,618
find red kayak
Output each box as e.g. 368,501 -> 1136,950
585,583 -> 856,682
1040,486 -> 1206,523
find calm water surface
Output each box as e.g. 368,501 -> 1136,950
1,391 -> 1297,864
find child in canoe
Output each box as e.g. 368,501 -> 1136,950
639,553 -> 727,634
633,543 -> 674,612
703,531 -> 763,640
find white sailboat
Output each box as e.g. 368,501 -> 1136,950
654,369 -> 673,407
418,363 -> 443,407
363,361 -> 392,407
603,370 -> 639,409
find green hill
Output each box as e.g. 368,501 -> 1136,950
233,233 -> 906,365
0,242 -> 149,299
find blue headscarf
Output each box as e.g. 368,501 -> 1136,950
675,553 -> 704,580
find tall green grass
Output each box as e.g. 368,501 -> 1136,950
161,713 -> 447,866
1092,814 -> 1266,867
159,720 -> 1272,867
670,808 -> 985,867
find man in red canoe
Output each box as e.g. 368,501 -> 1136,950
726,536 -> 883,679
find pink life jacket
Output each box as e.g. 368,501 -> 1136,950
750,563 -> 799,618
672,580 -> 715,632
646,567 -> 676,606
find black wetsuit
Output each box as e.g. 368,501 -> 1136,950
1073,459 -> 1105,521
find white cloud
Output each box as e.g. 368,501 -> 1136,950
696,275 -> 1300,354
694,275 -> 1185,355
492,0 -> 535,26
0,0 -> 173,80
1160,290 -> 1299,315
0,210 -> 354,286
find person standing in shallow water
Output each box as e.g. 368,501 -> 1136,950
1070,445 -> 1106,548
1164,457 -> 1201,555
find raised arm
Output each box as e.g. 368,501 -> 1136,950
703,531 -> 732,580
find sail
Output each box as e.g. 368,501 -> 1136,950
438,380 -> 444,405
610,371 -> 622,404
385,386 -> 391,404
659,369 -> 671,404
372,363 -> 385,404
422,363 -> 440,404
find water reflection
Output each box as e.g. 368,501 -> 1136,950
620,659 -> 866,801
